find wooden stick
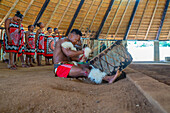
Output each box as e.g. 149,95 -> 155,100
114,0 -> 131,39
167,30 -> 170,40
79,0 -> 95,30
23,0 -> 35,17
105,0 -> 123,39
135,0 -> 149,40
44,0 -> 61,31
0,0 -> 19,26
57,0 -> 73,28
144,0 -> 159,40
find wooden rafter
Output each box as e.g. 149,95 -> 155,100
44,0 -> 61,30
156,0 -> 170,40
95,0 -> 115,39
23,0 -> 35,17
123,0 -> 140,40
144,0 -> 159,40
0,0 -> 19,26
167,30 -> 170,40
65,0 -> 85,36
33,0 -> 50,27
79,0 -> 95,30
57,0 -> 72,28
135,0 -> 149,40
89,0 -> 103,30
105,0 -> 123,39
114,0 -> 131,39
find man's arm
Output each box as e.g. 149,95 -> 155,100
61,47 -> 83,58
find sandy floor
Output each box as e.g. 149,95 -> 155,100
129,64 -> 170,85
0,62 -> 159,113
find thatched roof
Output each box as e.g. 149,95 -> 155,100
0,0 -> 170,40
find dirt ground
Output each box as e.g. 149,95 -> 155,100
129,64 -> 170,85
0,62 -> 159,113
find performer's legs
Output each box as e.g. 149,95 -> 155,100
9,52 -> 14,66
37,55 -> 42,66
68,65 -> 90,78
26,55 -> 29,65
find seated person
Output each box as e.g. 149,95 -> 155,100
53,29 -> 121,84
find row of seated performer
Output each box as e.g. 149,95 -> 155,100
4,11 -> 122,84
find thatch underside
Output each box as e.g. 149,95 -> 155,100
0,0 -> 170,40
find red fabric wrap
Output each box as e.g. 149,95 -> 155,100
4,22 -> 20,53
25,33 -> 35,56
55,64 -> 74,78
44,36 -> 53,57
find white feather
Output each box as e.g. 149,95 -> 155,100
84,47 -> 91,58
61,42 -> 77,51
88,68 -> 106,84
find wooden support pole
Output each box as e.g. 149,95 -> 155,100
123,0 -> 140,40
144,0 -> 159,40
65,0 -> 85,36
167,31 -> 170,40
79,0 -> 95,30
155,0 -> 170,40
23,0 -> 35,17
33,0 -> 50,27
0,0 -> 19,26
57,0 -> 72,28
95,0 -> 115,39
44,0 -> 61,30
135,0 -> 149,40
105,0 -> 123,39
114,0 -> 131,39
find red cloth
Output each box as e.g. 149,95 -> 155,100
25,33 -> 35,56
18,24 -> 25,57
4,22 -> 20,53
55,64 -> 74,78
44,36 -> 53,57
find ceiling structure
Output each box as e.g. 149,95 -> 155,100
0,0 -> 169,40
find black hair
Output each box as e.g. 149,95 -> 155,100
47,27 -> 52,31
70,29 -> 82,36
54,28 -> 58,31
28,25 -> 33,30
15,11 -> 23,19
37,22 -> 42,27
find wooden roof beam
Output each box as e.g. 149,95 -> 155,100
57,0 -> 73,28
65,0 -> 85,36
89,0 -> 103,31
23,0 -> 35,17
155,0 -> 170,40
105,0 -> 123,39
44,0 -> 61,30
95,0 -> 115,39
114,0 -> 131,39
123,0 -> 140,40
144,0 -> 159,40
79,0 -> 95,30
0,0 -> 19,26
135,0 -> 149,40
33,0 -> 50,27
167,30 -> 170,40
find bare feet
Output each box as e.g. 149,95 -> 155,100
22,64 -> 29,68
103,70 -> 122,83
8,65 -> 17,70
108,70 -> 122,83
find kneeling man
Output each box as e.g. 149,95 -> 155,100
53,29 -> 121,84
